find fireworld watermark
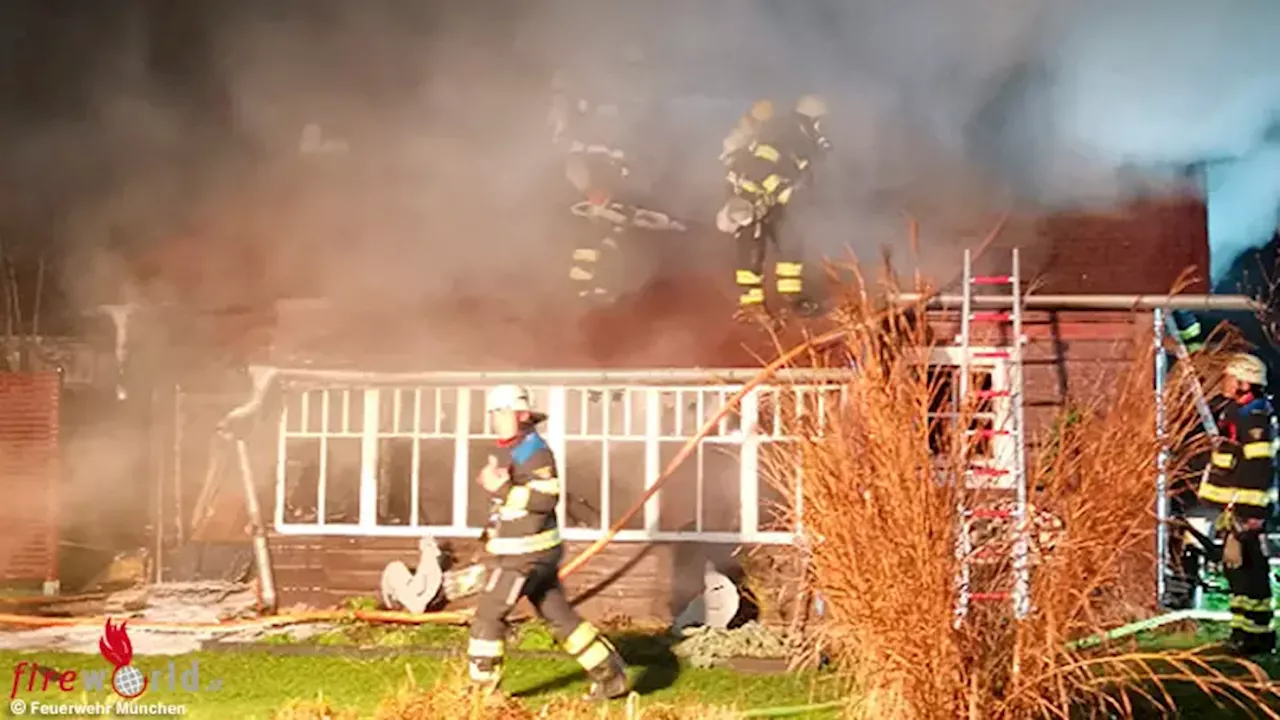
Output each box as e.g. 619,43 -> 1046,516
8,697 -> 187,716
8,618 -> 221,715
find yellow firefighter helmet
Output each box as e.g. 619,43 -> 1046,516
749,99 -> 775,123
795,94 -> 828,119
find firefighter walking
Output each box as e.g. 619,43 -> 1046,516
468,384 -> 629,700
1199,354 -> 1277,655
716,95 -> 831,319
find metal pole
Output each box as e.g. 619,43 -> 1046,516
249,366 -> 862,388
953,249 -> 976,626
235,436 -> 278,612
173,387 -> 185,547
1154,309 -> 1169,607
892,293 -> 1262,312
1011,248 -> 1030,620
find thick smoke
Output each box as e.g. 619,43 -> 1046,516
4,0 -> 1279,562
1013,0 -> 1280,284
8,0 -> 1280,337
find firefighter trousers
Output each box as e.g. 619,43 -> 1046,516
569,221 -> 625,302
467,545 -> 622,685
733,207 -> 803,309
1226,532 -> 1275,651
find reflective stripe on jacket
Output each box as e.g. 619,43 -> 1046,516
486,430 -> 563,555
1199,395 -> 1277,520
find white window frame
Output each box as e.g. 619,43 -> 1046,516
268,351 -> 1014,542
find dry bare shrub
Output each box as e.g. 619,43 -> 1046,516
762,270 -> 1280,719
272,693 -> 359,720
370,662 -> 738,719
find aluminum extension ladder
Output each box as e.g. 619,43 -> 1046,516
954,248 -> 1031,623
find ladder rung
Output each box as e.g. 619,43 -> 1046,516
972,351 -> 1010,359
971,275 -> 1012,285
971,549 -> 1008,563
968,428 -> 1010,438
968,557 -> 1007,566
970,508 -> 1014,519
969,311 -> 1011,322
969,592 -> 1010,601
969,467 -> 1008,476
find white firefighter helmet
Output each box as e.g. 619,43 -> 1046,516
715,197 -> 756,234
486,384 -> 533,413
795,94 -> 828,119
1226,353 -> 1268,386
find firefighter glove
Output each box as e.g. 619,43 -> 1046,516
478,456 -> 510,493
1223,533 -> 1244,570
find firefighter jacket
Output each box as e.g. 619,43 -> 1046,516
725,113 -> 830,205
1171,310 -> 1207,353
485,428 -> 563,556
549,88 -> 631,164
1184,393 -> 1230,475
1199,394 -> 1277,522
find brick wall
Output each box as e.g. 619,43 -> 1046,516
929,310 -> 1145,438
1024,196 -> 1210,294
269,535 -> 798,626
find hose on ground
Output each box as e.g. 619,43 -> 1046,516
738,699 -> 847,718
0,609 -> 472,631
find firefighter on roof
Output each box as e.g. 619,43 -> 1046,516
719,99 -> 775,165
716,95 -> 831,319
1199,353 -> 1276,655
467,385 -> 629,701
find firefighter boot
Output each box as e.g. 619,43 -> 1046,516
733,303 -> 774,326
583,649 -> 629,701
468,656 -> 504,699
784,295 -> 822,319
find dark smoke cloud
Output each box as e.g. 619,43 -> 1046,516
8,0 -> 1280,326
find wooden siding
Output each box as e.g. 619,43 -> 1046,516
930,309 -> 1145,437
0,373 -> 61,583
270,535 -> 802,626
243,309 -> 1149,616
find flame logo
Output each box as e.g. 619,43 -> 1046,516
98,618 -> 148,699
98,619 -> 133,668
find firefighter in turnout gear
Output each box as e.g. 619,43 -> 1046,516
1199,354 -> 1277,655
1163,310 -> 1228,609
716,95 -> 831,318
1172,309 -> 1208,354
549,69 -> 632,204
719,99 -> 776,164
551,64 -> 685,302
467,385 -> 629,700
1170,310 -> 1217,518
551,68 -> 634,302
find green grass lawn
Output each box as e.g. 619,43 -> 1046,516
0,644 -> 842,719
3,616 -> 1279,719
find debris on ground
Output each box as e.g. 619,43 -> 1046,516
0,582 -> 262,655
670,621 -> 788,668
